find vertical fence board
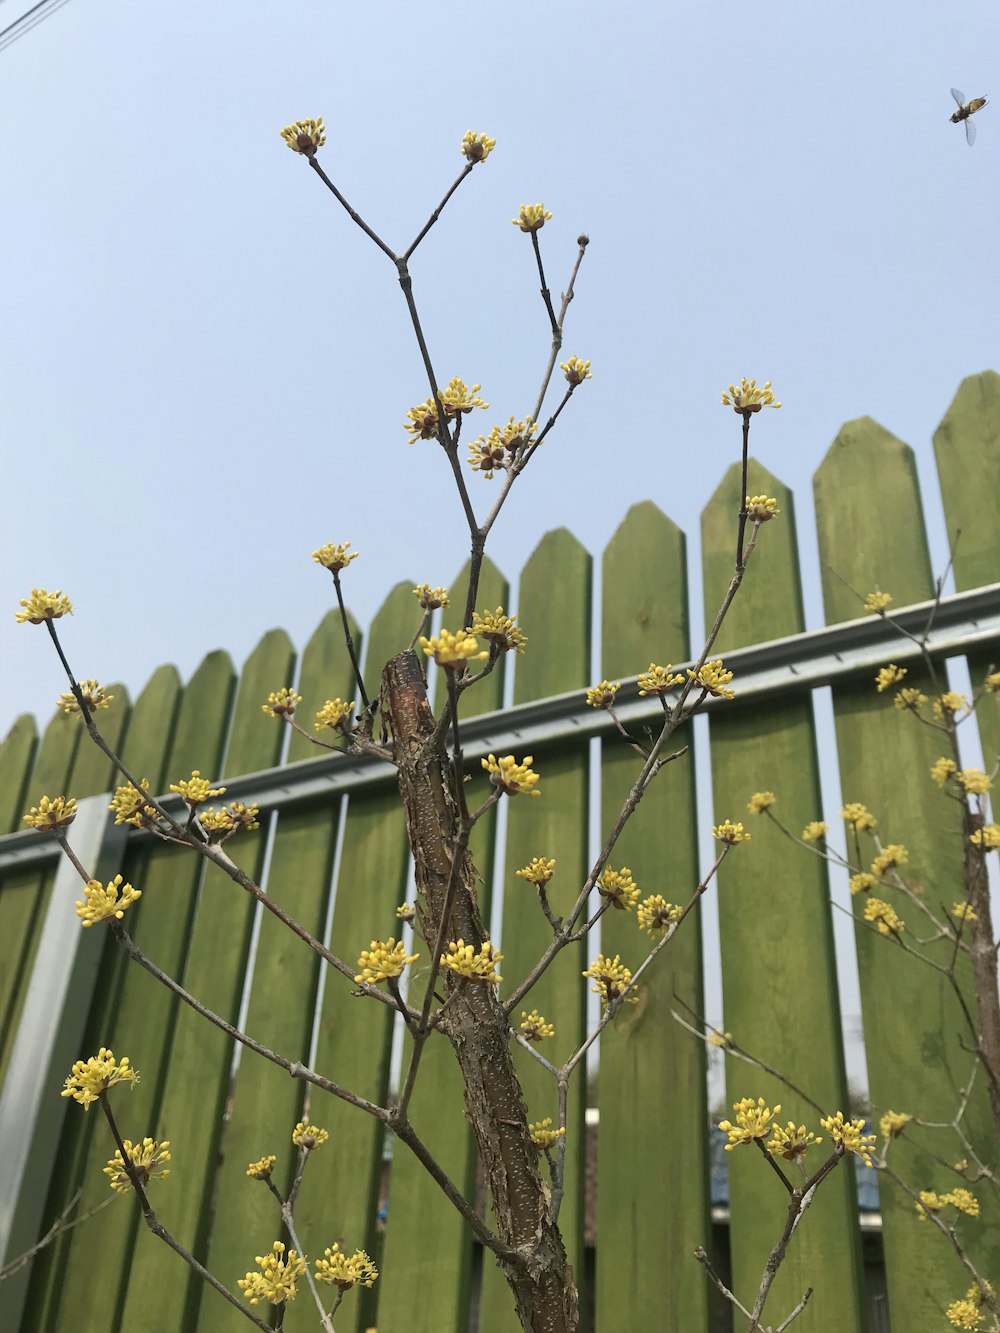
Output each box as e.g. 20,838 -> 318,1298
815,416 -> 1000,1327
703,459 -> 864,1332
0,715 -> 37,834
596,500 -> 711,1331
377,558 -> 508,1333
0,715 -> 41,1082
478,528 -> 591,1333
119,630 -> 295,1332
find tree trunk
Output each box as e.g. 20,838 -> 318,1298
382,651 -> 579,1332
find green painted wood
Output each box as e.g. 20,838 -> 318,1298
289,581 -> 415,1333
815,417 -> 1000,1327
119,631 -> 295,1332
38,652 -> 235,1333
377,556 -> 508,1333
64,684 -> 131,796
704,460 -> 864,1333
286,607 -> 362,766
0,714 -> 37,834
596,501 -> 711,1331
479,528 -> 591,1333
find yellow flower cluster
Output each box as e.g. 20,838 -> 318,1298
720,378 -> 781,412
820,1111 -> 876,1166
875,664 -> 907,693
688,659 -> 735,699
170,771 -> 226,807
396,902 -> 416,922
262,687 -> 302,719
917,1188 -> 980,1222
864,590 -> 893,613
199,802 -> 260,838
109,779 -> 159,828
15,588 -> 73,623
879,1110 -> 911,1139
713,820 -> 750,845
404,397 -> 441,442
520,1009 -> 555,1041
959,769 -> 992,796
413,583 -> 450,610
586,680 -> 620,709
354,939 -> 419,985
766,1122 -> 822,1162
440,939 -> 503,984
420,629 -> 489,669
315,698 -> 355,732
719,1097 -> 780,1149
931,757 -> 958,787
637,663 -> 684,696
104,1138 -> 171,1194
801,821 -> 828,841
894,687 -> 927,712
849,872 -> 877,896
841,802 -> 877,831
461,130 -> 495,163
239,1241 -> 306,1306
439,377 -> 489,416
61,1048 -> 138,1108
637,894 -> 682,937
58,680 -> 114,716
598,866 -> 640,912
280,117 -> 325,155
560,356 -> 592,385
512,203 -> 552,232
23,794 -> 77,831
529,1118 -> 565,1149
312,541 -> 359,572
745,495 -> 780,522
986,672 -> 1000,693
934,691 -> 970,720
292,1122 -> 329,1150
970,824 -> 1000,851
871,844 -> 907,877
946,1282 -> 993,1329
468,418 -> 536,477
469,607 -> 527,653
516,856 -> 556,886
482,753 -> 541,797
864,897 -> 905,936
246,1155 -> 276,1180
75,875 -> 142,927
706,1029 -> 731,1048
314,1243 -> 379,1290
582,954 -> 639,1009
747,791 -> 775,814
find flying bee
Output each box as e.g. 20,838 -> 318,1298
950,88 -> 988,146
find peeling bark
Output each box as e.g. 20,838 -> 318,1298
382,651 -> 579,1332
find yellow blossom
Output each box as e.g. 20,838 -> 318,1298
970,824 -> 1000,850
262,687 -> 302,719
952,902 -> 978,922
688,659 -> 735,699
512,203 -> 552,232
841,802 -> 877,831
461,130 -> 495,163
706,1028 -> 732,1049
23,794 -> 77,831
958,769 -> 992,796
247,1155 -> 276,1180
894,687 -> 927,712
58,680 -> 114,716
404,397 -> 441,442
931,756 -> 958,787
468,607 -> 527,653
598,866 -> 640,912
586,680 -> 620,709
396,902 -> 416,922
103,1138 -> 171,1194
745,495 -> 780,522
354,939 -> 419,985
801,821 -> 828,841
637,894 -> 682,937
560,355 -> 592,385
420,628 -> 489,669
637,663 -> 684,696
440,939 -> 503,984
875,664 -> 907,693
239,1241 -> 306,1306
985,672 -> 1000,694
934,691 -> 970,720
916,1189 -> 945,1220
946,1296 -> 984,1328
468,418 -> 536,477
482,753 -> 541,797
75,875 -> 142,927
820,1111 -> 876,1166
314,1243 -> 378,1290
438,377 -> 488,416
15,588 -> 73,624
412,583 -> 450,610
170,770 -> 225,807
199,801 -> 260,838
864,897 -> 905,936
879,1110 -> 911,1139
713,820 -> 750,845
516,856 -> 556,886
528,1118 -> 565,1149
314,698 -> 355,732
62,1048 -> 138,1108
280,117 -> 325,155
864,590 -> 893,613
292,1122 -> 329,1150
870,844 -> 907,877
582,953 -> 639,1008
767,1122 -> 822,1162
720,378 -> 781,412
849,872 -> 877,895
312,541 -> 359,572
718,1096 -> 780,1149
108,779 -> 159,828
520,1010 -> 555,1041
948,1187 -> 980,1217
747,791 -> 776,814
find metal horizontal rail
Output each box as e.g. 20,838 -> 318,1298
2,582 -> 998,876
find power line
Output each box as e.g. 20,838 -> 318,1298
0,0 -> 73,53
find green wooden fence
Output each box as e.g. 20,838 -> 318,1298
1,371 -> 999,1333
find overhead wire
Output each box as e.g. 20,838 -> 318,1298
0,0 -> 73,53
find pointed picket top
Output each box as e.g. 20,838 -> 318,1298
933,369 -> 1000,592
433,554 -> 509,715
66,683 -> 131,797
814,415 -> 932,624
602,500 -> 688,673
0,715 -> 37,835
702,458 -> 804,650
515,527 -> 591,702
364,579 -> 419,699
20,708 -> 80,815
224,627 -> 296,778
287,607 -> 360,765
164,649 -> 236,781
119,663 -> 182,790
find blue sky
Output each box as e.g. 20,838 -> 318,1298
3,0 -> 998,1090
